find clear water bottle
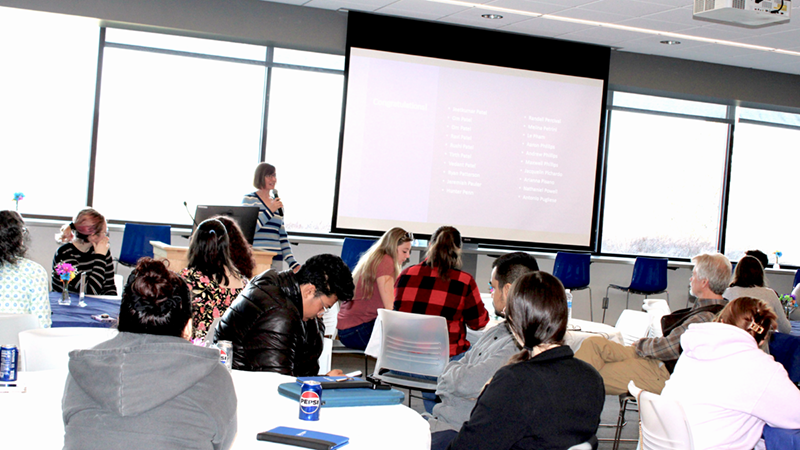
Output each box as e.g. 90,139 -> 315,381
566,289 -> 573,321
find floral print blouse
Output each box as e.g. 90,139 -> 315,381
180,267 -> 246,340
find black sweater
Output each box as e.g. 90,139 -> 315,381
448,346 -> 605,450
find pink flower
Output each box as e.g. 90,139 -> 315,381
213,307 -> 220,318
199,276 -> 210,284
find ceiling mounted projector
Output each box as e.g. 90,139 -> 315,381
693,0 -> 791,28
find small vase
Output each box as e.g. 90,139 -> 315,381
59,284 -> 71,306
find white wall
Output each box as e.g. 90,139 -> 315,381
25,220 -> 797,325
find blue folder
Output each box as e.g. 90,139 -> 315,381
278,382 -> 405,407
257,426 -> 349,450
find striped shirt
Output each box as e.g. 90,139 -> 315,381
242,192 -> 298,269
51,243 -> 117,296
0,257 -> 51,328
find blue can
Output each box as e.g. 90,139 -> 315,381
298,381 -> 322,421
1,345 -> 18,382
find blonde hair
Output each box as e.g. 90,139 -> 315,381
352,228 -> 413,299
55,208 -> 106,244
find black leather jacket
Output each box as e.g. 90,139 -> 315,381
214,269 -> 323,376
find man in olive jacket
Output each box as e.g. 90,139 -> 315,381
215,254 -> 354,376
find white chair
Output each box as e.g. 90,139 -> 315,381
0,314 -> 40,347
18,327 -> 119,371
113,274 -> 124,296
0,314 -> 41,371
628,381 -> 694,450
614,309 -> 651,346
323,302 -> 371,374
318,337 -> 333,375
372,309 -> 449,405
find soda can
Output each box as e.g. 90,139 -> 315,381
1,345 -> 19,382
298,381 -> 322,421
216,340 -> 233,372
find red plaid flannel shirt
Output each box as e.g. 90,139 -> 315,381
393,263 -> 490,356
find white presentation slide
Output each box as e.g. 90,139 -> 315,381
336,48 -> 605,247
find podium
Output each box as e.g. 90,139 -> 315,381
150,241 -> 277,275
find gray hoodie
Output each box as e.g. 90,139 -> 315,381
62,332 -> 237,450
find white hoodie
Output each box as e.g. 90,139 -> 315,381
661,322 -> 800,450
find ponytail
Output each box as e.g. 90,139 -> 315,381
424,226 -> 462,280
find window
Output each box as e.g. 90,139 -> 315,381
92,30 -> 267,224
725,110 -> 800,266
0,7 -> 98,217
264,67 -> 344,233
601,94 -> 730,258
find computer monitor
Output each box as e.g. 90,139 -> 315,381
194,205 -> 259,245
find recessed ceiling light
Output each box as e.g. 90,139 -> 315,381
481,14 -> 503,19
660,40 -> 681,45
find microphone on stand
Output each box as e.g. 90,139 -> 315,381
184,201 -> 198,227
270,189 -> 284,216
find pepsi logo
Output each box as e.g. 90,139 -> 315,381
300,390 -> 320,414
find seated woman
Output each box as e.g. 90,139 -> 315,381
181,218 -> 247,340
438,272 -> 605,450
0,211 -> 51,328
216,215 -> 256,279
661,297 -> 800,450
395,226 -> 489,357
52,208 -> 117,295
337,227 -> 413,350
723,255 -> 790,334
62,258 -> 237,450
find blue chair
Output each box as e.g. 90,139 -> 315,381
602,257 -> 669,323
341,238 -> 377,272
553,252 -> 593,321
793,269 -> 800,290
770,332 -> 800,385
118,223 -> 171,267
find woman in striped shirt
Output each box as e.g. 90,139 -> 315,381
51,208 -> 117,296
242,162 -> 300,273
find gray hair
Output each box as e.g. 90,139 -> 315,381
692,253 -> 732,295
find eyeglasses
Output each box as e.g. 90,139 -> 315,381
319,296 -> 335,313
488,282 -> 495,294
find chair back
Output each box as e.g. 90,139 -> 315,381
614,309 -> 651,346
341,238 -> 376,272
794,269 -> 800,289
553,252 -> 591,289
320,302 -> 339,339
119,223 -> 171,266
0,314 -> 40,347
629,257 -> 668,293
629,381 -> 694,450
374,309 -> 449,378
770,332 -> 800,384
18,327 -> 119,371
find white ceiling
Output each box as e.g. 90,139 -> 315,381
262,0 -> 800,76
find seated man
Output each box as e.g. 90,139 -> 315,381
575,253 -> 730,395
215,254 -> 354,376
427,252 -> 539,438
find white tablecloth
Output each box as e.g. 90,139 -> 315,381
2,369 -> 431,450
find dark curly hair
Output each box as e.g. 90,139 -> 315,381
295,254 -> 354,303
118,258 -> 192,338
0,211 -> 28,265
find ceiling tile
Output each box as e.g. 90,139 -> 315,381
500,16 -> 593,37
575,0 -> 677,18
376,0 -> 470,18
485,0 -> 566,15
439,7 -> 535,28
303,0 -> 396,11
549,6 -> 634,23
559,25 -> 650,46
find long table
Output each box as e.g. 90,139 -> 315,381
49,292 -> 120,328
2,369 -> 431,450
